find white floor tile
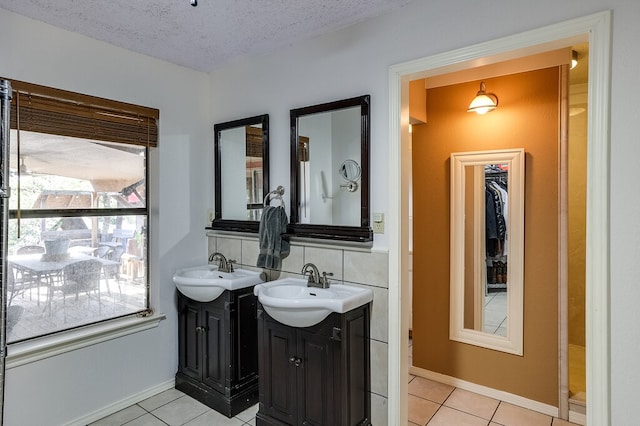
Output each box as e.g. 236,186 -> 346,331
150,395 -> 210,426
138,388 -> 185,411
89,404 -> 146,426
120,413 -> 167,426
184,409 -> 245,425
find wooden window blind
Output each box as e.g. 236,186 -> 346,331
6,79 -> 159,147
246,125 -> 263,157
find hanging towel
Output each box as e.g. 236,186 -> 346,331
256,206 -> 290,269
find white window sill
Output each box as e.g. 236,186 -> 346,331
5,312 -> 166,369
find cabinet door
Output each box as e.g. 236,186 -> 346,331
296,328 -> 336,426
259,318 -> 298,425
202,302 -> 226,393
178,296 -> 201,381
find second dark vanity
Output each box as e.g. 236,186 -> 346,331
255,303 -> 371,426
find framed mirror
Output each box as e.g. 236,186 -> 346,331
449,148 -> 525,355
289,95 -> 372,242
210,114 -> 269,233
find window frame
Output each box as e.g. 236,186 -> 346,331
5,78 -> 158,343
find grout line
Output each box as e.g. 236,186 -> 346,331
426,403 -> 443,425
441,404 -> 494,425
488,400 -> 502,424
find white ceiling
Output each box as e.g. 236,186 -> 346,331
0,0 -> 412,72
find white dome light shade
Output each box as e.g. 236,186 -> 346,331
468,81 -> 499,115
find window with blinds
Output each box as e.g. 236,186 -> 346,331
4,79 -> 158,343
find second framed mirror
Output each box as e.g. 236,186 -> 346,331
289,95 -> 372,242
211,114 -> 269,233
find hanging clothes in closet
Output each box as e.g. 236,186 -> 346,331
485,167 -> 508,290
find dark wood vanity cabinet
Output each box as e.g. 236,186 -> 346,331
256,303 -> 371,426
176,288 -> 259,417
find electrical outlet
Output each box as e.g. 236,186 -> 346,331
372,212 -> 384,234
208,209 -> 215,223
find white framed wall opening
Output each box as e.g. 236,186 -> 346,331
388,11 -> 611,425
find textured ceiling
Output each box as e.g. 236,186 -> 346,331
0,0 -> 412,72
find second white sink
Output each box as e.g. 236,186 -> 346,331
253,277 -> 373,327
173,265 -> 263,302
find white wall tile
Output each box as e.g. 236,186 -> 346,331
280,245 -> 304,274
304,246 -> 343,281
344,250 -> 389,288
369,286 -> 389,343
370,339 -> 388,398
215,237 -> 242,263
241,239 -> 259,267
208,237 -> 216,256
371,392 -> 388,426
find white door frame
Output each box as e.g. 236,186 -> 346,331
387,11 -> 611,425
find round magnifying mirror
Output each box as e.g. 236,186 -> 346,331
339,159 -> 361,182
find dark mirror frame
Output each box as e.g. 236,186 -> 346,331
209,114 -> 269,233
289,95 -> 372,242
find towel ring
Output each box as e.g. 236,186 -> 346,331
264,185 -> 286,209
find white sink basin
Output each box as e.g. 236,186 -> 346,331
253,277 -> 373,327
173,265 -> 264,302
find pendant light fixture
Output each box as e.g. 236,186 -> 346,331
467,81 -> 499,115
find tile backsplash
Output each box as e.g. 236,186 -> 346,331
208,232 -> 390,425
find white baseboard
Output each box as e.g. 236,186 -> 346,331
409,365 -> 559,418
569,411 -> 587,425
64,379 -> 175,426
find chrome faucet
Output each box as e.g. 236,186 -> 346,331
301,263 -> 333,288
209,252 -> 235,273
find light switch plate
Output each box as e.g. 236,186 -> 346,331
373,212 -> 384,234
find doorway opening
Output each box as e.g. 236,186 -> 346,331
387,11 -> 611,425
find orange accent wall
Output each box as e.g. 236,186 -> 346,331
568,105 -> 587,348
412,67 -> 560,406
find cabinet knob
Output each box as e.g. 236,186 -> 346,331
195,326 -> 207,333
289,356 -> 302,367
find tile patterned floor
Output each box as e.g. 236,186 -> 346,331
94,379 -> 581,426
407,375 -> 581,426
93,337 -> 581,425
90,388 -> 257,426
483,291 -> 507,337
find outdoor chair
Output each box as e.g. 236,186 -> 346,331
8,262 -> 44,306
16,245 -> 45,255
103,246 -> 125,295
59,259 -> 103,313
15,245 -> 48,302
95,244 -> 112,259
6,305 -> 24,336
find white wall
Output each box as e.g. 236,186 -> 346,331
220,126 -> 247,219
298,112 -> 332,223
0,8 -> 211,425
209,1 -> 640,423
332,107 -> 361,226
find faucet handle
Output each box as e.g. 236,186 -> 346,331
321,271 -> 334,287
305,269 -> 316,283
227,259 -> 236,272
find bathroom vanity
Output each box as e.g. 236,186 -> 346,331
175,288 -> 259,417
255,303 -> 371,426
